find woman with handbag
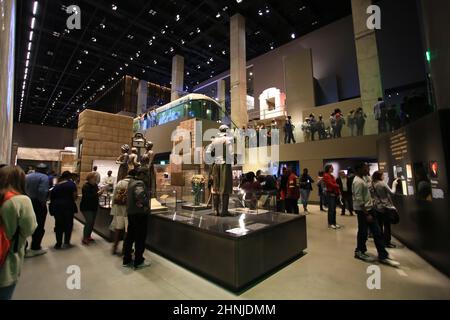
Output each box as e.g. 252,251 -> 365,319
110,171 -> 134,255
49,171 -> 78,249
370,171 -> 400,248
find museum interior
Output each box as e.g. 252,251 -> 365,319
0,0 -> 449,301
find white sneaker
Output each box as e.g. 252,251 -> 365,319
379,258 -> 400,267
134,261 -> 151,270
329,225 -> 337,229
335,224 -> 341,229
304,210 -> 309,215
25,248 -> 48,258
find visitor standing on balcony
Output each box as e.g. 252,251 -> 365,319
284,116 -> 296,144
323,164 -> 341,229
317,115 -> 326,140
347,110 -> 356,136
309,114 -> 318,141
355,108 -> 367,136
334,110 -> 345,138
374,97 -> 387,134
329,113 -> 337,138
301,118 -> 311,142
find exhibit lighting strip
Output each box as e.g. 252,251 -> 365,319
19,1 -> 39,122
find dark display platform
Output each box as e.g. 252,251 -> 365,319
75,205 -> 307,291
147,211 -> 307,292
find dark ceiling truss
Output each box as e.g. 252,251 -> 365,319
15,0 -> 351,128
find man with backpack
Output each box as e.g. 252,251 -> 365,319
122,167 -> 151,270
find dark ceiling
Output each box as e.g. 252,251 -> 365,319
15,0 -> 352,128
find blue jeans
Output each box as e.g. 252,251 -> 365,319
327,194 -> 337,225
0,283 -> 17,300
300,189 -> 311,210
355,210 -> 388,259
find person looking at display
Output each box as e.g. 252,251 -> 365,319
370,171 -> 399,248
25,163 -> 49,258
323,164 -> 341,229
353,162 -> 400,267
123,167 -> 151,269
0,166 -> 37,300
299,168 -> 314,214
111,170 -> 135,256
80,172 -> 101,245
285,168 -> 300,214
102,170 -> 115,194
337,170 -> 354,216
92,166 -> 101,185
49,171 -> 78,250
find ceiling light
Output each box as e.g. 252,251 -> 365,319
186,72 -> 190,75
153,60 -> 157,64
152,35 -> 156,40
258,10 -> 263,16
29,31 -> 34,41
196,27 -> 201,33
208,44 -> 212,48
77,60 -> 82,64
25,60 -> 29,67
91,37 -> 96,42
216,12 -> 221,18
27,52 -> 30,59
236,0 -> 243,3
84,50 -> 88,54
223,6 -> 228,11
28,42 -> 32,51
112,4 -> 117,11
291,33 -> 296,39
100,23 -> 105,29
266,9 -> 270,13
170,47 -> 174,52
222,50 -> 226,55
124,63 -> 128,67
31,17 -> 35,29
149,9 -> 157,16
175,14 -> 180,21
148,40 -> 153,45
181,39 -> 185,45
161,29 -> 166,34
130,57 -> 133,60
33,1 -> 38,15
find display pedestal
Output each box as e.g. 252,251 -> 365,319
181,203 -> 212,211
147,212 -> 307,292
151,198 -> 168,213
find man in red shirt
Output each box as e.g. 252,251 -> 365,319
285,169 -> 300,214
323,164 -> 341,229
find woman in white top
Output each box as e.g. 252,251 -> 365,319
110,171 -> 133,255
0,166 -> 37,300
370,171 -> 399,248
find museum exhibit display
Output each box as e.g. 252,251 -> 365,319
377,110 -> 450,276
5,0 -> 450,304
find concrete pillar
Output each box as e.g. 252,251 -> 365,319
137,80 -> 148,115
283,49 -> 315,128
230,14 -> 248,129
352,0 -> 383,135
420,0 -> 450,110
217,79 -> 226,115
171,55 -> 184,101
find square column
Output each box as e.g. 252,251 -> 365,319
230,14 -> 248,129
217,79 -> 226,115
352,0 -> 383,135
171,55 -> 184,101
137,80 -> 148,115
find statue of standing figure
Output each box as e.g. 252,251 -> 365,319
116,144 -> 130,181
128,147 -> 140,170
206,125 -> 234,217
141,141 -> 156,198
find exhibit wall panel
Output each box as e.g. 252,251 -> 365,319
377,110 -> 450,276
0,0 -> 16,164
13,123 -> 76,149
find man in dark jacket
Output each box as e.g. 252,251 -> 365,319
337,169 -> 354,216
123,167 -> 151,269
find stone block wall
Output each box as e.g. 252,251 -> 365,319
77,109 -> 133,183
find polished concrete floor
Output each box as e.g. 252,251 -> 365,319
14,205 -> 450,300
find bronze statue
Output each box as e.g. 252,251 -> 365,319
142,141 -> 156,197
128,147 -> 140,170
116,144 -> 130,181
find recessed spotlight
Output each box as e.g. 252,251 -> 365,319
181,39 -> 185,45
28,42 -> 32,51
196,27 -> 201,33
175,14 -> 180,21
258,10 -> 263,16
29,31 -> 34,41
236,0 -> 243,4
208,44 -> 212,48
291,33 -> 296,39
216,12 -> 221,18
100,23 -> 105,29
31,17 -> 35,29
112,4 -> 117,11
91,37 -> 97,42
222,50 -> 226,55
84,50 -> 88,54
153,60 -> 157,64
